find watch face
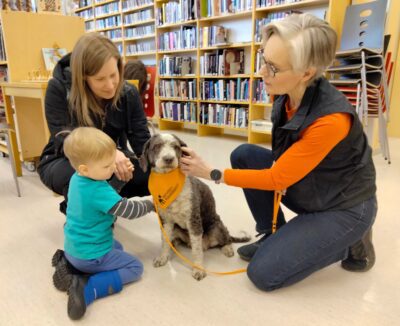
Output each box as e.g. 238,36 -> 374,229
210,169 -> 222,181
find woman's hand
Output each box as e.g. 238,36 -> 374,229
180,147 -> 213,180
115,149 -> 134,182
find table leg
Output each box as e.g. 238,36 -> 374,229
3,91 -> 22,176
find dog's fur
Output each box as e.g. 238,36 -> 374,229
139,133 -> 250,280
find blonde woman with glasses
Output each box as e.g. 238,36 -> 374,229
180,14 -> 377,291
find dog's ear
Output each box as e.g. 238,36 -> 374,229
139,138 -> 151,173
172,134 -> 187,148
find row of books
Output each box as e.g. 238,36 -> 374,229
0,67 -> 8,106
101,29 -> 123,41
125,25 -> 155,39
200,26 -> 228,48
201,0 -> 252,17
0,28 -> 6,61
255,11 -> 300,42
252,79 -> 270,103
256,0 -> 303,8
158,26 -> 197,51
124,9 -> 153,25
85,21 -> 95,31
122,0 -> 154,12
95,2 -> 120,17
116,43 -> 123,55
126,41 -> 155,55
200,78 -> 250,102
158,56 -> 194,76
95,16 -> 121,30
76,8 -> 94,19
254,49 -> 264,73
199,104 -> 248,128
161,101 -> 197,122
159,80 -> 197,99
76,0 -> 92,7
156,0 -> 198,26
200,49 -> 245,76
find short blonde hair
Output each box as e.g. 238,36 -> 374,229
69,33 -> 124,127
63,127 -> 116,170
262,13 -> 337,81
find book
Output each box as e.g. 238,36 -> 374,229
224,49 -> 244,75
42,48 -> 68,71
181,57 -> 192,75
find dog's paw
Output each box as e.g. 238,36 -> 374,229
153,256 -> 168,267
192,268 -> 207,281
221,244 -> 234,257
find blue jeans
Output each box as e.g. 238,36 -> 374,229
65,240 -> 143,285
230,144 -> 377,291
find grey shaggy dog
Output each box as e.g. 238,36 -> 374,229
139,133 -> 251,280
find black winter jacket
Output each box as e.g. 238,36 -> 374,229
39,54 -> 150,166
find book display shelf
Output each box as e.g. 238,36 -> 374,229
74,0 -> 156,58
74,0 -> 350,144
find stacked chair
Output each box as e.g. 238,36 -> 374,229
327,0 -> 392,163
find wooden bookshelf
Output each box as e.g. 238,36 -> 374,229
74,0 -> 352,143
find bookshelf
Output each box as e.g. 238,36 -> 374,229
74,0 -> 157,59
74,0 -> 351,143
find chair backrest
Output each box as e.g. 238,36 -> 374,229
340,0 -> 387,51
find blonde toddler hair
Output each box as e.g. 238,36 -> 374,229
262,13 -> 337,82
63,127 -> 116,170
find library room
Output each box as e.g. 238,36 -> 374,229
0,0 -> 399,324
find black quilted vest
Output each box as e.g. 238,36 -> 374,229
271,77 -> 376,213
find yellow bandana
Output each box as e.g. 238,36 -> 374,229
148,168 -> 186,209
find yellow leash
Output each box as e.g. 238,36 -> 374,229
153,190 -> 283,276
272,191 -> 283,234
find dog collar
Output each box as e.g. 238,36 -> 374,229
148,168 -> 186,209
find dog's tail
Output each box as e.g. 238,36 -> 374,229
230,231 -> 251,243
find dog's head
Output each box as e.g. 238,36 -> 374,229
139,133 -> 187,173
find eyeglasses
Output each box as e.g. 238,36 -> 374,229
258,49 -> 291,78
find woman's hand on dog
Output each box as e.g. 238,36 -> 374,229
115,149 -> 134,182
180,147 -> 213,180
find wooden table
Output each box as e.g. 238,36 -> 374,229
0,81 -> 48,176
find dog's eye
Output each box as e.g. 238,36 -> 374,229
152,143 -> 162,151
174,145 -> 181,151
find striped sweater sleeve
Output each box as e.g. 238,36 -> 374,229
108,198 -> 154,219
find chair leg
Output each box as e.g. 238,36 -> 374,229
4,132 -> 21,197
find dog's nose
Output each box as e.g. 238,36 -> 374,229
163,156 -> 174,165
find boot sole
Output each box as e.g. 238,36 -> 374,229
51,249 -> 64,267
52,249 -> 73,292
53,264 -> 73,291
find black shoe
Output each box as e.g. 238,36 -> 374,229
67,275 -> 88,320
341,229 -> 375,272
237,233 -> 271,261
59,200 -> 67,215
51,249 -> 79,292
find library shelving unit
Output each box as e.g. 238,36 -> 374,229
75,0 -> 351,144
74,0 -> 156,59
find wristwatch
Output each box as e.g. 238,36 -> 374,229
210,169 -> 222,184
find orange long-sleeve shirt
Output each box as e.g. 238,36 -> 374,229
224,105 -> 352,191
